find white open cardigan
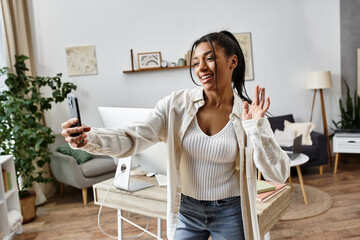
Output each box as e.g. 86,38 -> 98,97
81,87 -> 290,239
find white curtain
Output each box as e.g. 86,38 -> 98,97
0,0 -> 7,87
1,0 -> 37,73
1,0 -> 56,205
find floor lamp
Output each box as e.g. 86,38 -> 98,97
306,71 -> 333,172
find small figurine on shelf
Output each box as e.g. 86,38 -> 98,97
161,60 -> 168,68
178,58 -> 186,67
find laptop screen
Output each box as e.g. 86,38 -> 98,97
291,134 -> 302,159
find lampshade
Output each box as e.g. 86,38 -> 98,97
306,70 -> 333,89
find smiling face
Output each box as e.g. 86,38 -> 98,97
193,41 -> 237,93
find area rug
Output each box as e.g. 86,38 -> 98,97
280,183 -> 332,220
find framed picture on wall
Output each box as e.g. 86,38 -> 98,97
234,33 -> 254,80
65,45 -> 98,76
137,52 -> 162,69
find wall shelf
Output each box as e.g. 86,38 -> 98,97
123,65 -> 191,74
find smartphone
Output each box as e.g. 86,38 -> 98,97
67,94 -> 82,137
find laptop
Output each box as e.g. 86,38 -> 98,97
287,134 -> 302,160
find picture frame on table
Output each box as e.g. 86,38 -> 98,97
234,33 -> 254,80
137,52 -> 162,69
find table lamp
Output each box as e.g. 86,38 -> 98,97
306,70 -> 333,169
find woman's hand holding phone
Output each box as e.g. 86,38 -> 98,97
61,118 -> 91,148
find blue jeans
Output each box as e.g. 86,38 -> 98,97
174,194 -> 245,240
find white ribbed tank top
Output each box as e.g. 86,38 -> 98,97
180,117 -> 240,201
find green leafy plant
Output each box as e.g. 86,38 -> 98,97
0,55 -> 76,194
332,81 -> 360,131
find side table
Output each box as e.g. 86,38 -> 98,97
288,153 -> 309,205
333,133 -> 360,175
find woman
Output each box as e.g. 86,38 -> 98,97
61,31 -> 290,240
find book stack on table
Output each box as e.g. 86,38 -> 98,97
256,180 -> 287,202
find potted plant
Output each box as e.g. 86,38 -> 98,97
0,55 -> 76,222
332,81 -> 360,133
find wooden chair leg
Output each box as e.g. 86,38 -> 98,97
60,183 -> 64,195
82,188 -> 88,206
258,170 -> 262,180
319,165 -> 324,176
334,153 -> 340,175
296,165 -> 308,205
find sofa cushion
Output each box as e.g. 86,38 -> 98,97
56,143 -> 93,165
274,129 -> 296,147
79,156 -> 116,178
284,120 -> 315,145
267,114 -> 295,132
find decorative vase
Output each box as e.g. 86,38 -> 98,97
20,191 -> 37,223
178,58 -> 186,66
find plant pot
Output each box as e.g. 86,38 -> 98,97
19,191 -> 36,223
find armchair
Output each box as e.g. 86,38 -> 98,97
49,135 -> 116,205
267,114 -> 328,175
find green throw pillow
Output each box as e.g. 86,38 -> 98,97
56,143 -> 93,165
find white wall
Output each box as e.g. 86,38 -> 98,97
27,0 -> 341,134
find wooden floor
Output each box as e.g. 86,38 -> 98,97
14,154 -> 360,240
